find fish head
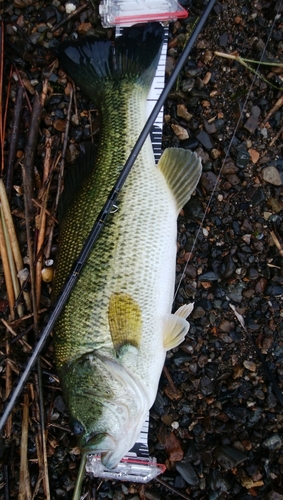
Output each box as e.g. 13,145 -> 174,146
61,351 -> 150,469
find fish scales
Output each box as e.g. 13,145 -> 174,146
55,23 -> 202,471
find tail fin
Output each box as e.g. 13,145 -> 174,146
56,23 -> 164,104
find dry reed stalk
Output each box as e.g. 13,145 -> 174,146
0,178 -> 31,310
0,208 -> 14,315
0,203 -> 23,317
18,391 -> 32,500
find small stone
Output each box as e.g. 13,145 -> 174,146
236,150 -> 250,169
214,446 -> 247,469
77,23 -> 93,35
181,78 -> 195,93
243,360 -> 257,372
176,104 -> 192,121
248,148 -> 260,163
263,434 -> 282,450
196,130 -> 214,150
53,119 -> 66,132
244,115 -> 259,133
176,461 -> 200,486
201,171 -> 218,192
262,166 -> 282,186
65,2 -> 77,13
171,124 -> 189,140
242,234 -> 251,245
210,149 -> 222,159
267,197 -> 282,212
255,277 -> 268,294
251,105 -> 261,117
204,119 -> 217,134
199,271 -> 219,281
200,376 -> 215,396
222,159 -> 238,175
251,188 -> 265,207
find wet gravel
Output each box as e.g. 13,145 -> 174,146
0,0 -> 283,499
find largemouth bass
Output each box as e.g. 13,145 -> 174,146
54,23 -> 202,469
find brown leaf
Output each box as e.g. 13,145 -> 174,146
165,432 -> 184,462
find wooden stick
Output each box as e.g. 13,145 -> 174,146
35,136 -> 52,309
45,88 -> 73,258
269,123 -> 283,146
22,92 -> 42,216
260,94 -> 283,127
19,391 -> 32,500
51,2 -> 88,32
270,230 -> 283,257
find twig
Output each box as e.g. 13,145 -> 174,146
260,94 -> 283,127
270,230 -> 283,257
35,136 -> 53,309
5,85 -> 24,199
51,2 -> 88,32
22,92 -> 42,216
214,50 -> 283,91
12,65 -> 32,113
19,391 -> 32,500
156,477 -> 193,500
36,365 -> 51,499
32,199 -> 58,224
163,365 -> 183,400
269,123 -> 283,146
45,87 -> 73,258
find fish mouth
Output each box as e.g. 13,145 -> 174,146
80,432 -> 115,455
80,432 -> 122,469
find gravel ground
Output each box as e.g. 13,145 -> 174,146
0,0 -> 283,499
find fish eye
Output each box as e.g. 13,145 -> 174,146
71,420 -> 85,435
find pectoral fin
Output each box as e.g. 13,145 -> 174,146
163,313 -> 190,350
108,292 -> 142,353
174,302 -> 194,318
157,148 -> 202,212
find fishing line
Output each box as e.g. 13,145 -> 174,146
174,0 -> 283,300
0,0 -> 217,432
174,0 -> 283,406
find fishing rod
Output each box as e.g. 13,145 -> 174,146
0,0 -> 216,432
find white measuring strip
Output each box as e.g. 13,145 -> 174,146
86,27 -> 169,476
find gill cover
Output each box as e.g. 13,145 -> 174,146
60,351 -> 150,469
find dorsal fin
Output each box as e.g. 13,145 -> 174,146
157,148 -> 202,213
